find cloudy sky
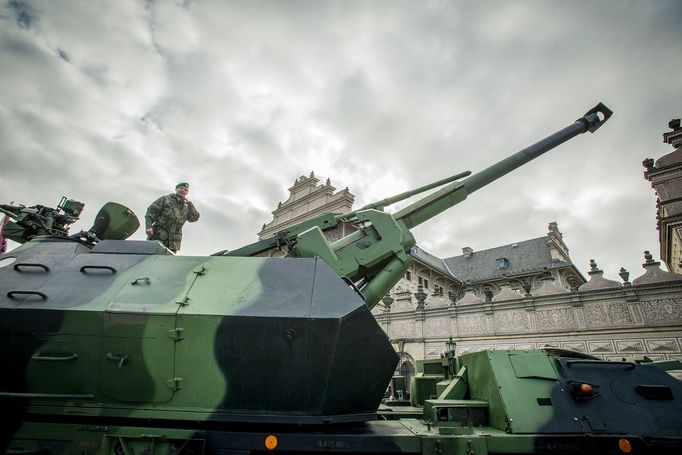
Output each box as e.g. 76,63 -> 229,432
1,0 -> 681,282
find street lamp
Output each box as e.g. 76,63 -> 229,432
445,336 -> 457,378
446,336 -> 456,355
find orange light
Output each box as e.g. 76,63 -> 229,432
579,383 -> 593,395
264,435 -> 278,451
618,438 -> 632,453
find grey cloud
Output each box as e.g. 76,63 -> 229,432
1,1 -> 680,279
56,48 -> 69,62
7,0 -> 35,29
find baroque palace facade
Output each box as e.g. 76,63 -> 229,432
259,119 -> 682,386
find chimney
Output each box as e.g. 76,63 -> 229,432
462,247 -> 473,258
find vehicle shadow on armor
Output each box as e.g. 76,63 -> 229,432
208,257 -> 399,423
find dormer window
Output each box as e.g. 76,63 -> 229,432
496,258 -> 510,269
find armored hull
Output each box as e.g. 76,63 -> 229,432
0,238 -> 398,427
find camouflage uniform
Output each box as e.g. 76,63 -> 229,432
145,194 -> 200,252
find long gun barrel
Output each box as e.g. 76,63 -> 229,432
0,205 -> 21,220
395,103 -> 612,229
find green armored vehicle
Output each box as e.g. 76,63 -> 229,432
2,103 -> 681,454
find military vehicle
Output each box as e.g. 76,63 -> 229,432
2,103 -> 681,454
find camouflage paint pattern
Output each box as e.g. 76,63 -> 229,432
1,238 -> 396,423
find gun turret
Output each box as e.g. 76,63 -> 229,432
0,198 -> 140,244
225,103 -> 612,308
1,197 -> 85,244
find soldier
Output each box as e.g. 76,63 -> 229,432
145,182 -> 200,253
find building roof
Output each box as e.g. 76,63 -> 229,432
443,236 -> 572,283
410,245 -> 459,281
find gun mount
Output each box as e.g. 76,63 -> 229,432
1,197 -> 86,243
0,199 -> 140,245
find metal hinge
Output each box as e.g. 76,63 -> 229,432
175,296 -> 191,306
194,266 -> 207,276
167,377 -> 183,390
168,328 -> 184,341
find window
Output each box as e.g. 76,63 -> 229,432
424,279 -> 429,289
496,258 -> 510,269
418,277 -> 423,286
405,271 -> 412,281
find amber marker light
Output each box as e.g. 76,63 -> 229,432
579,383 -> 593,396
618,438 -> 632,453
264,435 -> 278,451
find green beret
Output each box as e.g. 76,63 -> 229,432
175,182 -> 189,189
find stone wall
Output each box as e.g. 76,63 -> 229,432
376,280 -> 682,364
